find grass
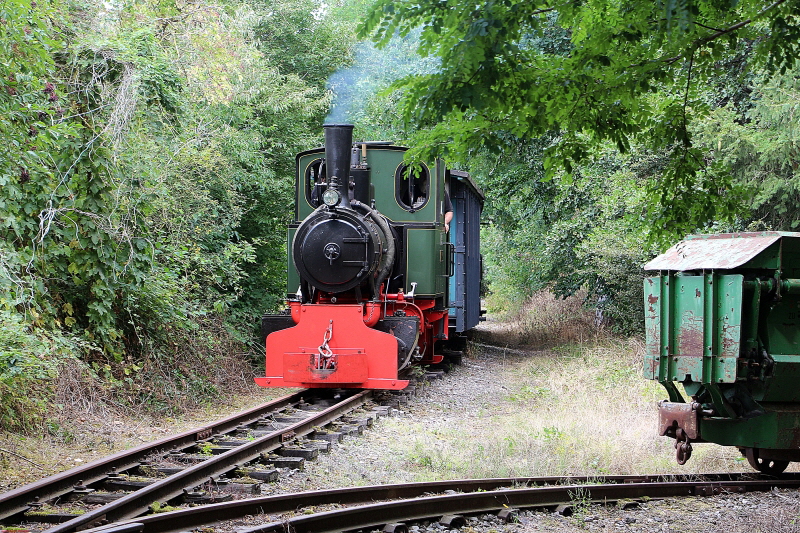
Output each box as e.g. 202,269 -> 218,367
462,340 -> 705,476
392,339 -> 710,478
304,291 -> 750,485
0,315 -> 294,491
477,290 -> 601,348
0,386 -> 289,491
0,290 -> 764,495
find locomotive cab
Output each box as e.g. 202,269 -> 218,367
256,125 -> 484,390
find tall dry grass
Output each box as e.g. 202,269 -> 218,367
49,316 -> 263,424
475,290 -> 600,348
447,340 -> 742,477
0,316 -> 283,490
0,322 -> 284,490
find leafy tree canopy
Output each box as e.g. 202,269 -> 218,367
359,0 -> 800,240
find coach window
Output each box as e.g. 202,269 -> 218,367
395,164 -> 430,211
305,159 -> 326,207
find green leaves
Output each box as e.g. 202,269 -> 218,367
360,0 -> 800,236
0,0 -> 347,376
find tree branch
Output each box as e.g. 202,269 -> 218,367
693,21 -> 726,32
0,447 -> 47,470
640,0 -> 788,67
682,50 -> 695,149
696,0 -> 787,43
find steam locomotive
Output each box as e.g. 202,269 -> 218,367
255,124 -> 484,390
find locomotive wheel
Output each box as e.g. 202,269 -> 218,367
744,447 -> 790,475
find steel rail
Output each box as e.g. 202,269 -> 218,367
81,473 -> 800,533
0,391 -> 308,521
42,390 -> 373,533
239,478 -> 800,533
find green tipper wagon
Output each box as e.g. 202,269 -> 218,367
644,232 -> 800,473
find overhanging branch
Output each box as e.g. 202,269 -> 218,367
659,0 -> 788,65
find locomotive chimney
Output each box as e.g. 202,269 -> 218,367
323,124 -> 354,208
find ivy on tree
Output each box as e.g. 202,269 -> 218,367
360,0 -> 800,240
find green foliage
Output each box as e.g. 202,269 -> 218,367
1,0 -> 148,358
568,487 -> 592,519
360,0 -> 800,241
352,0 -> 800,327
473,138 -> 653,334
197,441 -> 214,455
0,310 -> 55,381
0,0 -> 357,430
693,68 -> 800,231
252,0 -> 352,91
0,309 -> 81,431
149,502 -> 180,514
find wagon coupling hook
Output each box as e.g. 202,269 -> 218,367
674,428 -> 693,465
317,320 -> 334,369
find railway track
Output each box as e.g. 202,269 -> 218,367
4,370 -> 798,533
0,388 -> 396,533
60,473 -> 800,533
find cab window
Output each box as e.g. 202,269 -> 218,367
395,164 -> 430,211
305,159 -> 326,207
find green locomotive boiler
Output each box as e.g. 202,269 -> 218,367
645,232 -> 800,473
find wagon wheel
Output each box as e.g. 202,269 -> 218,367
744,447 -> 790,475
